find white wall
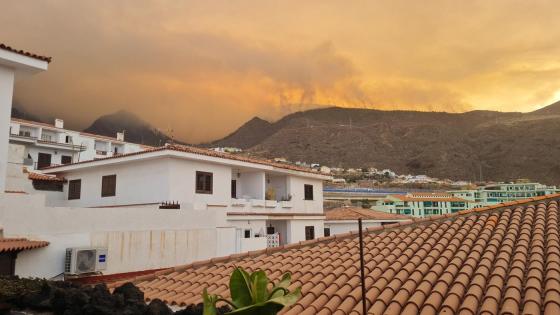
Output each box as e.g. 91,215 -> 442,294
240,237 -> 268,252
26,146 -> 77,167
237,171 -> 265,200
52,158 -> 172,207
167,157 -> 232,208
0,193 -> 235,278
286,219 -> 324,244
324,221 -> 382,235
287,176 -> 324,213
6,143 -> 27,191
0,66 -> 15,192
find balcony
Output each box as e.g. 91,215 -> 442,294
230,198 -> 293,212
37,139 -> 86,151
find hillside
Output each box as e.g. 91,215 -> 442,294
211,104 -> 560,185
84,110 -> 174,146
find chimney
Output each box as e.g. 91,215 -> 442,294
116,131 -> 124,141
54,118 -> 64,129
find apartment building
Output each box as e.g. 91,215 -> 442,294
9,118 -> 148,170
40,144 -> 330,247
373,192 -> 471,217
449,181 -> 559,207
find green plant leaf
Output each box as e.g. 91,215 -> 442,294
226,287 -> 302,315
202,288 -> 219,315
229,267 -> 253,308
269,272 -> 291,299
250,270 -> 269,303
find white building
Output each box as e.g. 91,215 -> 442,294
0,44 -> 49,193
40,144 -> 330,247
9,117 -> 149,170
0,44 -> 332,280
324,207 -> 411,235
449,181 -> 560,207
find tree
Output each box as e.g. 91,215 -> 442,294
203,267 -> 301,315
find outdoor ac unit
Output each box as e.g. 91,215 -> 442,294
64,247 -> 108,275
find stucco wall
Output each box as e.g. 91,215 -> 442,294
1,193 -> 235,278
0,66 -> 15,192
167,157 -> 232,208
324,221 -> 382,235
51,158 -> 172,207
286,219 -> 324,244
287,176 -> 324,213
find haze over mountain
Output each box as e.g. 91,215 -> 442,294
84,110 -> 175,147
211,102 -> 560,185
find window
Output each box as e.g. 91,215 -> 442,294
37,153 -> 52,169
305,226 -> 315,240
231,180 -> 237,198
266,226 -> 275,234
324,227 -> 331,237
304,184 -> 314,200
65,135 -> 72,143
61,155 -> 72,165
196,171 -> 213,194
101,175 -> 117,197
68,179 -> 81,200
244,229 -> 251,238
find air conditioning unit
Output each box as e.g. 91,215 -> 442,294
64,247 -> 108,275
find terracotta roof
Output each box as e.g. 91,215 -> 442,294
45,144 -> 328,176
0,238 -> 49,253
0,43 -> 52,63
28,172 -> 66,182
325,207 -> 412,221
113,194 -> 560,314
11,117 -> 59,130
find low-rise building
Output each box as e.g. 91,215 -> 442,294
9,118 -> 148,170
449,181 -> 559,207
324,206 -> 411,235
40,144 -> 331,248
374,192 -> 470,217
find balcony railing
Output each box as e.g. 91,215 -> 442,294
36,139 -> 86,151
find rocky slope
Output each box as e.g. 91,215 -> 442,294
210,104 -> 560,185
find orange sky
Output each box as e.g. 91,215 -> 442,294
2,1 -> 560,143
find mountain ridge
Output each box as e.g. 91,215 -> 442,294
210,103 -> 560,184
84,110 -> 175,146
